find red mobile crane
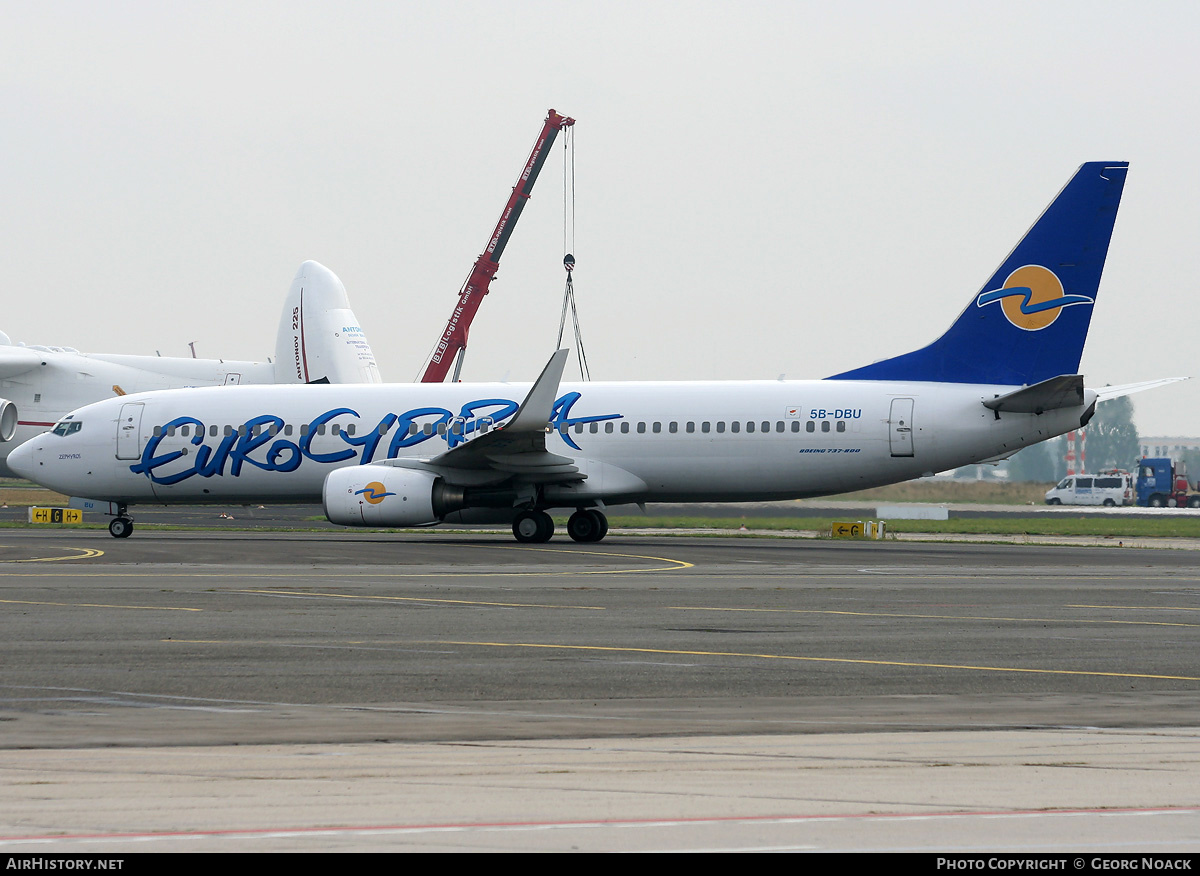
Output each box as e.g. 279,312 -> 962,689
420,109 -> 575,383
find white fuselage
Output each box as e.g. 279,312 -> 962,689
11,379 -> 1092,507
0,350 -> 274,478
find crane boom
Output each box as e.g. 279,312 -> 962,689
420,108 -> 576,383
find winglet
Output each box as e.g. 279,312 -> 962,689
505,349 -> 570,433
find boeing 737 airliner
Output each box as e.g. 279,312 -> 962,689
10,162 -> 1163,543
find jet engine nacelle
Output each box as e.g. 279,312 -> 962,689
322,464 -> 467,527
0,399 -> 17,442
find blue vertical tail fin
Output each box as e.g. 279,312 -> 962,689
828,162 -> 1128,386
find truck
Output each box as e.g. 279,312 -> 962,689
1135,457 -> 1200,507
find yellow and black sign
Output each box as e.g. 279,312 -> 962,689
28,507 -> 83,525
831,520 -> 886,539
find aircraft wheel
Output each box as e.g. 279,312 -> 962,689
567,509 -> 608,543
513,510 -> 553,543
108,517 -> 134,539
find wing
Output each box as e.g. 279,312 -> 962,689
383,349 -> 585,485
0,345 -> 44,379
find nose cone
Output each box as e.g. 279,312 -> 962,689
6,437 -> 39,481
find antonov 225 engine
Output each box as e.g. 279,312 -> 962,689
0,399 -> 17,442
322,465 -> 468,527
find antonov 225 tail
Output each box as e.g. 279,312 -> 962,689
10,162 -> 1176,543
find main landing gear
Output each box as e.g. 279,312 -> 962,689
511,508 -> 609,544
566,508 -> 608,543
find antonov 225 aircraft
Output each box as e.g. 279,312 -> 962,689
0,260 -> 381,477
10,162 -> 1161,543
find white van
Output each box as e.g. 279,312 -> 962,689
1044,472 -> 1133,506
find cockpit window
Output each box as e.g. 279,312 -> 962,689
51,420 -> 82,437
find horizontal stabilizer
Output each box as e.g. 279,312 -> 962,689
982,374 -> 1084,414
1094,377 -> 1189,401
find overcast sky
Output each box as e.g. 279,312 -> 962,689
3,1 -> 1197,436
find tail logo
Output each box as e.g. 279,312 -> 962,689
355,482 -> 395,504
975,265 -> 1094,331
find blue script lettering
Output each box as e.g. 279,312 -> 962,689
129,394 -> 623,484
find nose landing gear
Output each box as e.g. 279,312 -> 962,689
107,504 -> 134,538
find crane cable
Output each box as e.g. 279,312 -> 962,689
556,126 -> 591,380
